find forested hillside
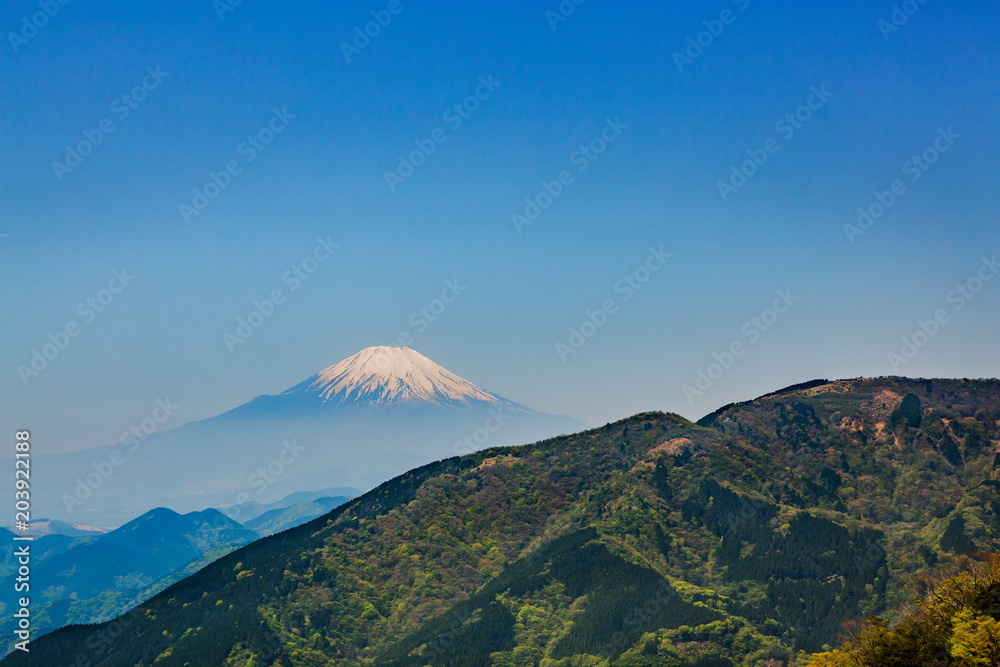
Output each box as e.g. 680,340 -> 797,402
807,553 -> 1000,666
6,377 -> 1000,666
0,508 -> 257,656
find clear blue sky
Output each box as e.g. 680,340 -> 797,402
2,0 -> 998,454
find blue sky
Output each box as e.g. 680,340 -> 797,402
2,0 -> 998,454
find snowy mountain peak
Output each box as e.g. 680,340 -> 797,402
286,346 -> 507,408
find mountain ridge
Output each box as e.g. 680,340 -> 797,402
0,506 -> 259,655
10,376 -> 1000,665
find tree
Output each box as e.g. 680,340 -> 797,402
890,393 -> 922,428
950,608 -> 1000,665
806,554 -> 1000,667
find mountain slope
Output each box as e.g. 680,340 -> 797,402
8,377 -> 1000,666
0,508 -> 257,655
24,347 -> 586,526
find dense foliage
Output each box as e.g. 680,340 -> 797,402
5,377 -> 1000,666
807,553 -> 1000,666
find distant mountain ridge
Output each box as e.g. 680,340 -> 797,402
1,518 -> 108,538
0,490 -> 355,653
219,486 -> 360,523
0,507 -> 258,655
243,496 -> 351,536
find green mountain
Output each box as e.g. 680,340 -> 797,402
0,508 -> 257,656
5,377 -> 1000,666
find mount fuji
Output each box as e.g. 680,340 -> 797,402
221,346 -> 526,415
30,347 -> 587,526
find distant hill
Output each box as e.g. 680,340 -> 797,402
0,519 -> 108,538
220,486 -> 359,523
7,377 -> 1000,666
244,496 -> 352,536
0,507 -> 257,655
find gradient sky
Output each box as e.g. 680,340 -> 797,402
2,0 -> 998,455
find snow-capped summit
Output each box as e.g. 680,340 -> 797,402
281,346 -> 511,409
32,345 -> 589,525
